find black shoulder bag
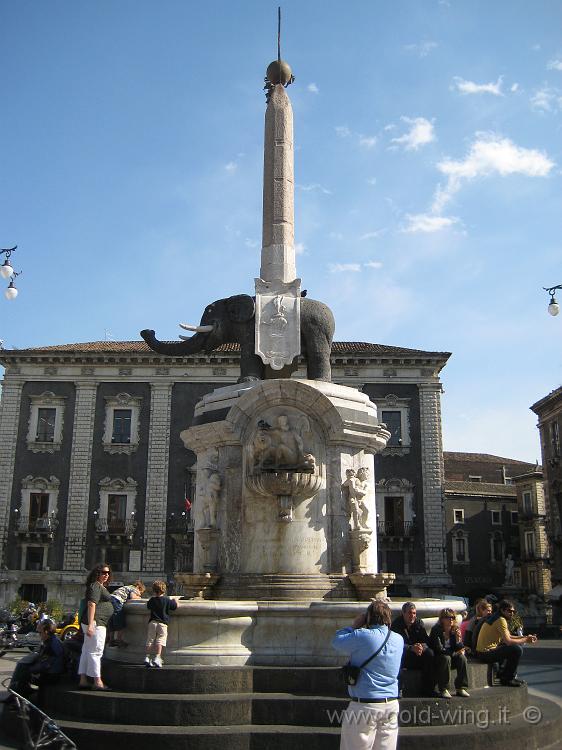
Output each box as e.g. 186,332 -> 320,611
342,628 -> 391,686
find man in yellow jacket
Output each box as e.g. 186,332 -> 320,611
476,599 -> 537,686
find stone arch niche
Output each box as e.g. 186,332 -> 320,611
179,379 -> 392,601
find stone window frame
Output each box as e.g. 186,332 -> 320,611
490,530 -> 505,562
16,475 -> 60,533
452,529 -> 469,564
102,393 -> 142,455
374,394 -> 411,456
21,544 -> 49,572
453,508 -> 465,525
490,509 -> 502,525
26,392 -> 66,454
522,490 -> 533,515
375,477 -> 415,531
524,529 -> 536,557
510,510 -> 519,525
95,477 -> 137,533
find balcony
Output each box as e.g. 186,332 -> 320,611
519,510 -> 546,521
14,515 -> 58,541
167,515 -> 193,535
94,516 -> 136,542
377,520 -> 415,538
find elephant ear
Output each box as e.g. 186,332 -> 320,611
226,295 -> 255,323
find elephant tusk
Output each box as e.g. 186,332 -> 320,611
179,323 -> 214,333
178,335 -> 191,341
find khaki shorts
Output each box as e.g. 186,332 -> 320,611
146,621 -> 168,648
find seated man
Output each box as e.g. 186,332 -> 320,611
463,598 -> 492,653
476,598 -> 537,686
391,601 -> 435,697
4,619 -> 64,700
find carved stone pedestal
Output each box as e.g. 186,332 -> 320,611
180,379 -> 390,601
348,572 -> 396,601
197,528 -> 220,572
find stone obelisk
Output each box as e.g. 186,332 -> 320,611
255,56 -> 301,371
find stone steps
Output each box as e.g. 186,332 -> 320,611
42,685 -> 528,728
50,696 -> 562,750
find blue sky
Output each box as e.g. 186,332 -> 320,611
1,0 -> 562,462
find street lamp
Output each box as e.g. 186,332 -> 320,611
1,246 -> 22,300
543,285 -> 562,316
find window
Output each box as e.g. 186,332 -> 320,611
452,530 -> 469,563
511,511 -> 519,525
25,546 -> 44,571
26,392 -> 66,453
468,475 -> 482,483
19,584 -> 47,603
454,509 -> 465,524
96,477 -> 137,539
374,395 -> 411,452
522,491 -> 533,515
36,408 -> 56,442
17,476 -> 60,533
381,411 -> 402,446
103,393 -> 141,454
29,493 -> 49,530
525,530 -> 536,558
491,510 -> 501,525
112,409 -> 132,444
528,569 -> 537,591
491,533 -> 504,562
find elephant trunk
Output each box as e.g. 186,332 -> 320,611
140,328 -> 210,356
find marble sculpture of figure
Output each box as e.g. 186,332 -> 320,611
250,415 -> 315,473
342,467 -> 371,531
201,472 -> 222,528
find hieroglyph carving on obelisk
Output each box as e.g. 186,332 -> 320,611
255,55 -> 301,371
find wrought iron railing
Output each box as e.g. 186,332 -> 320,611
377,520 -> 415,537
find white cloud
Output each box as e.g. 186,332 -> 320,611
328,231 -> 344,240
359,135 -> 377,149
403,41 -> 437,58
452,76 -> 503,96
391,117 -> 435,151
328,263 -> 361,273
335,125 -> 351,138
359,230 -> 384,241
364,260 -> 383,269
531,43 -> 541,52
307,82 -> 319,93
511,83 -> 519,92
297,183 -> 332,195
295,242 -> 306,255
433,133 -> 555,211
366,177 -> 377,185
245,238 -> 259,249
530,85 -> 562,112
547,59 -> 562,71
402,213 -> 458,233
224,161 -> 237,173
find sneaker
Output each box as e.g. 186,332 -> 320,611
153,656 -> 163,668
144,656 -> 152,668
438,689 -> 452,699
456,688 -> 470,697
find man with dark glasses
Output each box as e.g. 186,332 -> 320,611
475,599 -> 538,686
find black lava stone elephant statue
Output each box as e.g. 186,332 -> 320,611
141,294 -> 335,383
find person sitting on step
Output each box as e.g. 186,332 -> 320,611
475,598 -> 537,686
463,598 -> 492,654
429,608 -> 470,698
391,602 -> 435,697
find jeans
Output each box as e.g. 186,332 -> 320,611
434,652 -> 469,691
401,648 -> 435,696
477,644 -> 523,681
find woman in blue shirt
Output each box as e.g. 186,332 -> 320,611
332,600 -> 404,750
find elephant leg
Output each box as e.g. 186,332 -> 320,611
239,349 -> 265,383
305,341 -> 332,382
